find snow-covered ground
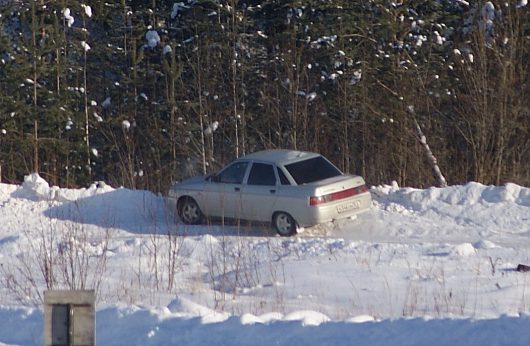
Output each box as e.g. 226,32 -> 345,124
1,175 -> 530,345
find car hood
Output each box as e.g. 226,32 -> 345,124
178,175 -> 209,185
169,175 -> 208,196
181,175 -> 208,183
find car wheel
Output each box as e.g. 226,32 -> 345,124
178,197 -> 203,225
272,212 -> 298,237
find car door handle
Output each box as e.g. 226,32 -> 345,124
270,189 -> 276,194
234,187 -> 240,192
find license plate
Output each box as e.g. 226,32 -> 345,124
337,200 -> 361,213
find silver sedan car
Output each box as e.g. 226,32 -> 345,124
167,150 -> 372,236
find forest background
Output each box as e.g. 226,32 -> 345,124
0,0 -> 528,193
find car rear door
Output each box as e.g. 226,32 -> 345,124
240,162 -> 279,222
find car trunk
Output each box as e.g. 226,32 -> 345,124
311,175 -> 365,194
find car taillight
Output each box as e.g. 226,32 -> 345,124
309,195 -> 330,205
309,185 -> 368,206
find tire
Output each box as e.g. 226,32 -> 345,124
272,211 -> 298,237
178,197 -> 203,225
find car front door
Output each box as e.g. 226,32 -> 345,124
202,161 -> 248,220
240,162 -> 279,222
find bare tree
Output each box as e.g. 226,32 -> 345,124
452,4 -> 530,184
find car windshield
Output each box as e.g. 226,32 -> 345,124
285,156 -> 342,184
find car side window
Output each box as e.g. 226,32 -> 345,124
277,167 -> 291,185
247,163 -> 276,186
217,162 -> 249,184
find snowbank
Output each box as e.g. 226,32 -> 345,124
2,305 -> 530,346
19,173 -> 113,202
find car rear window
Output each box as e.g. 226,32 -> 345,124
285,156 -> 342,184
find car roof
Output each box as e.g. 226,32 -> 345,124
239,149 -> 321,166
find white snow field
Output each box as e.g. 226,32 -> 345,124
1,174 -> 530,345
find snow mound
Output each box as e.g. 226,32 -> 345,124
54,181 -> 113,203
284,310 -> 330,326
167,297 -> 229,324
22,173 -> 55,200
372,181 -> 401,196
374,182 -> 530,211
502,183 -> 530,206
20,173 -> 113,202
473,240 -> 496,250
240,312 -> 285,325
451,243 -> 476,257
258,312 -> 284,323
240,313 -> 263,325
347,315 -> 376,323
198,234 -> 220,247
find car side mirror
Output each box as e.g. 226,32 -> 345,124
210,174 -> 221,183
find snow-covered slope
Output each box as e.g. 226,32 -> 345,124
1,175 -> 530,345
